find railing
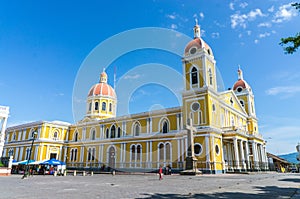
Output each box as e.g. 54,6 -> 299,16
66,161 -> 185,172
224,160 -> 269,171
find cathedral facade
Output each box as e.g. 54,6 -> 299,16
3,23 -> 268,173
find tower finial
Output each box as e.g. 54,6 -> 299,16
103,67 -> 106,72
193,19 -> 201,38
238,65 -> 243,80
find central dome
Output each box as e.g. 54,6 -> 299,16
88,71 -> 116,98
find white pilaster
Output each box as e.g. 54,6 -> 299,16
245,141 -> 250,170
205,135 -> 210,170
239,140 -> 245,169
233,137 -> 240,169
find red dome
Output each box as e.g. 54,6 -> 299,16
88,83 -> 116,98
233,79 -> 250,91
184,38 -> 212,54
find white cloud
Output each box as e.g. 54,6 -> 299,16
171,24 -> 178,29
123,74 -> 141,80
265,86 -> 300,96
231,13 -> 247,28
254,39 -> 259,44
238,33 -> 243,38
248,9 -> 265,20
239,2 -> 248,9
268,6 -> 274,13
55,93 -> 65,97
263,125 -> 300,154
229,2 -> 235,10
199,12 -> 204,19
247,30 -> 251,35
166,14 -> 176,19
211,32 -> 220,39
200,29 -> 206,37
258,22 -> 272,28
272,3 -> 299,23
231,8 -> 266,29
259,32 -> 271,38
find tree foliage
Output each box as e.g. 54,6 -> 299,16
280,3 -> 300,54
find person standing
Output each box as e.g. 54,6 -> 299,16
158,166 -> 163,180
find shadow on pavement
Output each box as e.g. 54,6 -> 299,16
279,178 -> 300,183
138,186 -> 298,199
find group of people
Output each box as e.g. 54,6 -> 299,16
158,165 -> 172,180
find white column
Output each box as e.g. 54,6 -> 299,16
34,145 -> 38,160
176,114 -> 180,130
63,146 -> 67,163
80,146 -> 84,162
19,147 -> 24,160
146,141 -> 149,168
46,145 -> 49,160
205,136 -> 210,170
15,147 -> 19,161
233,137 -> 240,169
227,143 -> 234,169
211,136 -> 216,171
177,139 -> 180,163
59,146 -> 62,160
149,141 -> 152,168
149,118 -> 152,133
123,143 -> 126,166
252,141 -> 258,169
239,140 -> 245,169
245,141 -> 250,170
181,139 -> 184,162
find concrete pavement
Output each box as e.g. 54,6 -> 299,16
0,172 -> 299,198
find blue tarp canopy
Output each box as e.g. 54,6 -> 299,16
12,160 -> 35,165
40,158 -> 66,166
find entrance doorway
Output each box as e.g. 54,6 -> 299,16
50,153 -> 57,159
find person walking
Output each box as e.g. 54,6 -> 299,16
158,166 -> 163,180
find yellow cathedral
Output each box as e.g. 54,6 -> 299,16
3,22 -> 268,174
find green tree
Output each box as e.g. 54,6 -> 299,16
280,3 -> 300,54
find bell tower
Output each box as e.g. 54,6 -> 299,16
182,20 -> 217,127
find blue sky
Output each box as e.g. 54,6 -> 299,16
0,0 -> 299,154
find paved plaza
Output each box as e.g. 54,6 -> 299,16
0,172 -> 299,199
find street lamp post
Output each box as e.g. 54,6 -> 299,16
22,131 -> 38,179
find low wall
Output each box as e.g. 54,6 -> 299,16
0,168 -> 11,176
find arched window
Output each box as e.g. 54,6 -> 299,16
74,132 -> 78,142
131,145 -> 135,167
106,128 -> 109,139
159,143 -> 164,161
137,145 -> 141,161
162,121 -> 168,133
74,149 -> 77,161
91,130 -> 96,140
110,125 -> 116,138
134,122 -> 140,136
102,102 -> 106,111
208,68 -> 213,85
95,102 -> 99,111
117,127 -> 121,138
88,103 -> 92,111
8,149 -> 14,157
53,131 -> 58,140
191,67 -> 198,85
109,103 -> 112,112
166,143 -> 171,161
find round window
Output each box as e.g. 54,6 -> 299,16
190,47 -> 197,54
215,145 -> 220,155
237,87 -> 243,92
191,102 -> 200,112
194,143 -> 203,156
